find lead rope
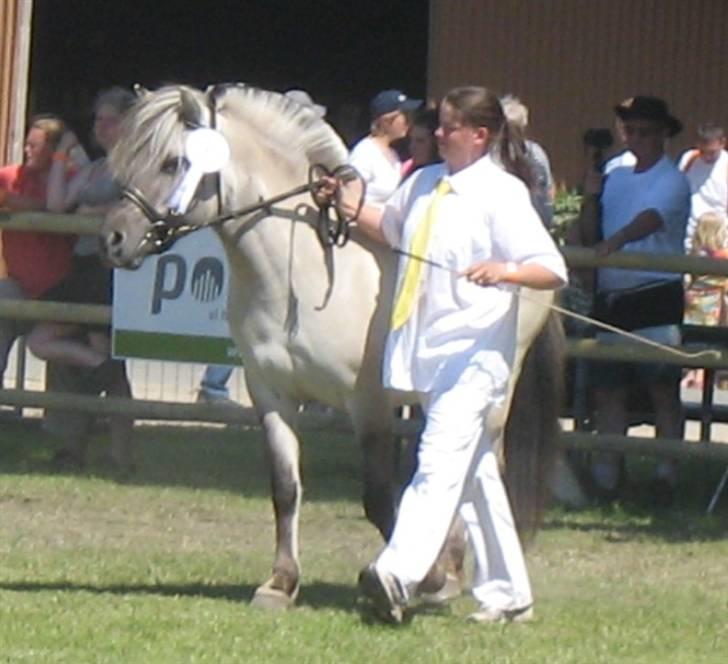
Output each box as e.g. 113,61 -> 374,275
391,248 -> 721,362
519,290 -> 720,362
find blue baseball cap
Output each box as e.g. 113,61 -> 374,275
369,89 -> 422,120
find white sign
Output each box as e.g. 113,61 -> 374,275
112,228 -> 241,364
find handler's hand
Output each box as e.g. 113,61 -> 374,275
312,175 -> 337,208
460,260 -> 512,286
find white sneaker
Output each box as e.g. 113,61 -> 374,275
467,604 -> 533,624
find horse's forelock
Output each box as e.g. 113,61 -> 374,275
110,86 -> 198,185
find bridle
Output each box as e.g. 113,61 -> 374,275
121,164 -> 361,255
119,86 -> 364,256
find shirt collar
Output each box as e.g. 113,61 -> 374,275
442,153 -> 495,195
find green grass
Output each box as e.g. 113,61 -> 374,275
1,419 -> 727,663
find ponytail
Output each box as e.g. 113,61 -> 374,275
498,120 -> 536,189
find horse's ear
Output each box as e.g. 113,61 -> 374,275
179,88 -> 204,128
133,83 -> 149,98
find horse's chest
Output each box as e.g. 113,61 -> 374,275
232,301 -> 360,398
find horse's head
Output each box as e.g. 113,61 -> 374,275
100,83 -> 349,268
100,85 -> 209,267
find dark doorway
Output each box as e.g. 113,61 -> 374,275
28,0 -> 428,149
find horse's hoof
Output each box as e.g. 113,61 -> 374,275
416,573 -> 462,605
250,581 -> 299,610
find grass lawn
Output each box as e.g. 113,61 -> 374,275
1,418 -> 727,663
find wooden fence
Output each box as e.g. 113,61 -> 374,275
2,212 -> 728,462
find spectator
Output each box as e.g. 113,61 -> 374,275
0,115 -> 77,383
603,98 -> 638,175
31,86 -> 137,471
197,364 -> 235,404
338,85 -> 566,625
682,211 -> 728,388
400,107 -> 440,181
578,96 -> 690,504
684,211 -> 728,325
501,94 -> 555,227
30,86 -> 135,367
678,123 -> 728,251
349,89 -> 421,206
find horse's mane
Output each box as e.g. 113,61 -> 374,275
110,84 -> 348,185
218,85 -> 348,169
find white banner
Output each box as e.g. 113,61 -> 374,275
112,229 -> 241,364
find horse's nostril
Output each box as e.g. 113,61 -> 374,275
109,230 -> 124,247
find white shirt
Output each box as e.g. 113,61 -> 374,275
599,155 -> 690,292
349,136 -> 402,207
379,155 -> 567,393
678,148 -> 728,250
603,150 -> 637,175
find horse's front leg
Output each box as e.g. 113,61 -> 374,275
249,390 -> 302,610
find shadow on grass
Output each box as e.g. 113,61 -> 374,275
544,454 -> 728,543
4,418 -> 727,543
544,508 -> 728,543
0,578 -> 360,612
0,418 -> 369,503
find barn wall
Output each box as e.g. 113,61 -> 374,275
0,0 -> 32,163
428,0 -> 728,186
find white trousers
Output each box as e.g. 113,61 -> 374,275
376,361 -> 532,610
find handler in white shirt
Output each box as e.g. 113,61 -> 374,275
334,85 -> 567,625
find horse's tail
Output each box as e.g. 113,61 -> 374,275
504,311 -> 566,544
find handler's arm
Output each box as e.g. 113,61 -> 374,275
350,203 -> 386,244
462,261 -> 565,290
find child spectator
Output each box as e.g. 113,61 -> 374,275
683,211 -> 728,388
684,211 -> 728,326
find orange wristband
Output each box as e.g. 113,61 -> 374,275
52,151 -> 68,163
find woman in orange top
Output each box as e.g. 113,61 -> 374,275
0,115 -> 78,380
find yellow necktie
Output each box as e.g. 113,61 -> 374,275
391,179 -> 451,330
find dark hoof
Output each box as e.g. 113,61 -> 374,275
416,572 -> 462,605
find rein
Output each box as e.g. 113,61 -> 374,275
121,163 -> 362,255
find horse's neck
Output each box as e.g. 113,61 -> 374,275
215,182 -> 318,301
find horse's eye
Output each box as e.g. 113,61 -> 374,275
160,157 -> 186,175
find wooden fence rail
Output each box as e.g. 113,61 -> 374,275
1,212 -> 728,461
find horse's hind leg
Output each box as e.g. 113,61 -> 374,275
359,428 -> 397,539
250,402 -> 303,610
417,517 -> 467,601
352,399 -> 397,540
